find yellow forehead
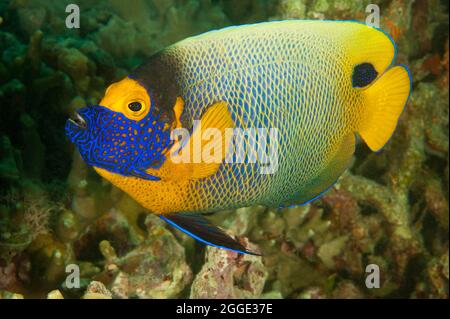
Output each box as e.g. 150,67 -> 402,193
100,77 -> 151,120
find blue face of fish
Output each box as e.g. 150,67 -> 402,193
65,105 -> 172,181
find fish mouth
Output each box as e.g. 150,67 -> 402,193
68,112 -> 87,129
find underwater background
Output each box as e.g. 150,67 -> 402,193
0,0 -> 448,299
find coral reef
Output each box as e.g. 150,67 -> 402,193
0,0 -> 448,299
95,214 -> 193,299
190,237 -> 267,299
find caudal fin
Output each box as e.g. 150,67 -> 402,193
359,65 -> 411,152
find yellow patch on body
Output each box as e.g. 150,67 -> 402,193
94,166 -> 194,214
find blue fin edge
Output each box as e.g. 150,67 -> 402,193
159,214 -> 259,256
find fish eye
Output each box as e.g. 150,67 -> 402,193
128,101 -> 142,112
352,63 -> 378,88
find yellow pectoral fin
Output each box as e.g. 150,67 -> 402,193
164,100 -> 234,180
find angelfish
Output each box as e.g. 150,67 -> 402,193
66,20 -> 411,254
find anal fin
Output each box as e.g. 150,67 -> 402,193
160,213 -> 260,255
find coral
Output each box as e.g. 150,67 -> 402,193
424,250 -> 449,298
46,282 -> 113,299
0,135 -> 20,181
0,253 -> 31,291
276,0 -> 307,19
19,113 -> 46,179
22,195 -> 61,240
331,281 -> 365,299
16,6 -> 47,36
46,289 -> 64,299
57,48 -> 90,92
94,214 -> 192,299
297,286 -> 326,299
27,233 -> 70,290
73,208 -> 141,261
82,280 -> 112,299
0,290 -> 24,299
190,236 -> 267,299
